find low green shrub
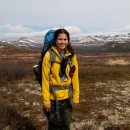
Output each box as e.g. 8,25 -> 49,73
79,65 -> 130,84
0,60 -> 34,86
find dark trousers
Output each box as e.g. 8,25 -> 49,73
44,98 -> 73,130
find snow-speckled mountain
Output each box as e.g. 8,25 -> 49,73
71,34 -> 130,47
0,34 -> 130,49
0,37 -> 43,49
13,37 -> 43,48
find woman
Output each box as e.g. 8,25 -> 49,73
42,28 -> 79,130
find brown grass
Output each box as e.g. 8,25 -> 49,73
0,47 -> 130,129
106,58 -> 130,65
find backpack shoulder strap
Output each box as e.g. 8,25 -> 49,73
49,49 -> 55,64
48,48 -> 60,67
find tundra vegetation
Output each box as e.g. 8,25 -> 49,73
0,46 -> 130,130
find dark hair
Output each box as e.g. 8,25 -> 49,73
54,28 -> 74,56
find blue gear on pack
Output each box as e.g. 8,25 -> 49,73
33,30 -> 56,86
43,30 -> 56,52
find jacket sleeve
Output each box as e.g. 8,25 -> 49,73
41,52 -> 51,105
71,55 -> 80,103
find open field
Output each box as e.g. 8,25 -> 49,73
0,46 -> 130,130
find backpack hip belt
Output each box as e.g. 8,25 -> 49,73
50,84 -> 73,114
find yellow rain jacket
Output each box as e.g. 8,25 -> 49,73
42,46 -> 79,105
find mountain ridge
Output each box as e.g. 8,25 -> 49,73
0,34 -> 130,52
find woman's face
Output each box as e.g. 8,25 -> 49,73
55,33 -> 68,53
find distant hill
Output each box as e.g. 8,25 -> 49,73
0,37 -> 43,50
1,34 -> 130,53
73,41 -> 130,53
99,41 -> 130,53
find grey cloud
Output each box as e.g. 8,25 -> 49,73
1,0 -> 130,30
0,24 -> 34,33
0,25 -> 130,42
109,26 -> 130,33
0,31 -> 46,41
0,25 -> 83,41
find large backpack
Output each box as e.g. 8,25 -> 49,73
33,30 -> 56,86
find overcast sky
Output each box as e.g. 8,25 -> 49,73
0,0 -> 130,41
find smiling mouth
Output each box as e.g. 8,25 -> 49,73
60,44 -> 65,47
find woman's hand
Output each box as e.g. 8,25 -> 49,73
72,103 -> 78,108
44,104 -> 51,113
